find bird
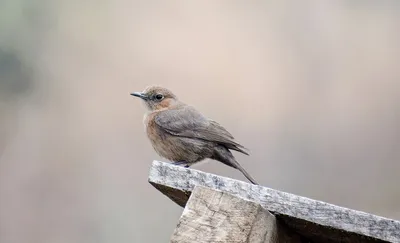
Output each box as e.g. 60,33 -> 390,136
130,85 -> 258,185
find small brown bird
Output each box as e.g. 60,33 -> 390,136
131,85 -> 258,185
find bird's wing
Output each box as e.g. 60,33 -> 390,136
154,106 -> 249,155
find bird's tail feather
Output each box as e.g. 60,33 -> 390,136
230,158 -> 258,185
212,147 -> 258,185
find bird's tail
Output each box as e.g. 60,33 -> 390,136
231,159 -> 258,185
212,147 -> 258,185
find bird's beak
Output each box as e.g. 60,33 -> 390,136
130,92 -> 148,100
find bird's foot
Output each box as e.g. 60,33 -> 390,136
172,161 -> 190,167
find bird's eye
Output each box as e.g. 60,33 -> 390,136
155,94 -> 164,100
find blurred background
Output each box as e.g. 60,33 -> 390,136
1,1 -> 400,242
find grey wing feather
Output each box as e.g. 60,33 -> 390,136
209,120 -> 234,139
154,106 -> 249,155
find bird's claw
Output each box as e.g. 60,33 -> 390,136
172,161 -> 189,167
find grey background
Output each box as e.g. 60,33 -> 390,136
0,1 -> 399,243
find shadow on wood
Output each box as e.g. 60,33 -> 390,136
149,161 -> 400,243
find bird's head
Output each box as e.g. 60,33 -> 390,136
131,85 -> 179,111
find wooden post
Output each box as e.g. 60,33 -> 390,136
149,161 -> 400,243
171,186 -> 301,243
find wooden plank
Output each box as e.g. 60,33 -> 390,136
149,161 -> 400,243
171,186 -> 302,243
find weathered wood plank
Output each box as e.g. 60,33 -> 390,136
171,186 -> 302,243
171,186 -> 277,243
149,161 -> 400,243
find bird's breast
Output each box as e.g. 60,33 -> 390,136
144,112 -> 160,141
144,112 -> 175,159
